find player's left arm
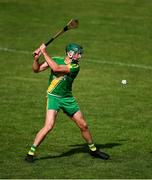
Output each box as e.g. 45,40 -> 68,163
39,43 -> 70,73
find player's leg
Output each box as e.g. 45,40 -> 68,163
33,110 -> 57,146
71,110 -> 93,144
25,110 -> 57,162
71,110 -> 110,160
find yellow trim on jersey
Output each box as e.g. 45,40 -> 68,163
67,64 -> 79,69
47,76 -> 63,93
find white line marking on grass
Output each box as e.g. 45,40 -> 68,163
0,47 -> 31,55
0,46 -> 152,70
87,59 -> 152,70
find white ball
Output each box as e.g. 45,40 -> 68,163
121,79 -> 127,85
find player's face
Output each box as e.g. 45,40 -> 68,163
72,53 -> 82,61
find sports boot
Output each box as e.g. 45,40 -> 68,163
90,149 -> 110,160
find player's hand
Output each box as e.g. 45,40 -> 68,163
39,43 -> 47,54
33,48 -> 41,56
33,48 -> 41,61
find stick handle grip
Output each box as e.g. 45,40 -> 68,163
45,25 -> 68,47
45,38 -> 54,46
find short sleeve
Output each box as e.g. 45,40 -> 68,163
69,63 -> 80,74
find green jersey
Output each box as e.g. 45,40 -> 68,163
47,56 -> 80,97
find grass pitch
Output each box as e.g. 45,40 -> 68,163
0,0 -> 152,179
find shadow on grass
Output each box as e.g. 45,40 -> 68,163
35,142 -> 121,161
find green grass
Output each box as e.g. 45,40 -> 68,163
0,0 -> 152,178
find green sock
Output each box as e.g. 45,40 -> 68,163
28,145 -> 36,156
88,143 -> 97,151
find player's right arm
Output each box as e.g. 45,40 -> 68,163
32,48 -> 49,73
39,44 -> 70,74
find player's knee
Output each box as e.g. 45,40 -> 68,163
80,122 -> 88,131
44,124 -> 53,133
